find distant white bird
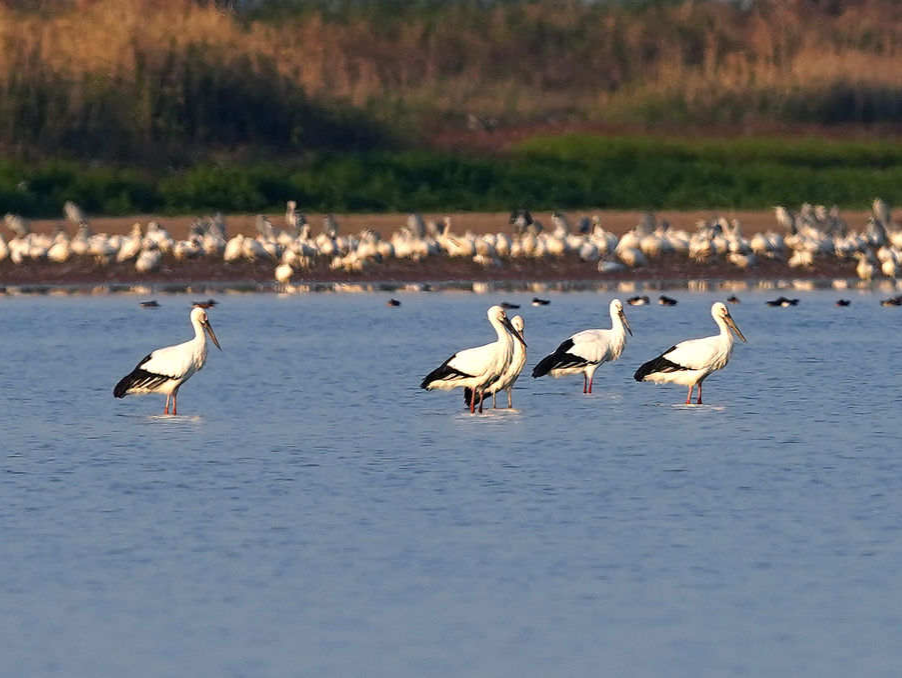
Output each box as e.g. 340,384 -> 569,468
285,200 -> 305,234
114,306 -> 222,415
634,301 -> 746,404
464,314 -> 527,409
274,262 -> 294,285
64,200 -> 89,230
4,213 -> 30,237
855,252 -> 875,281
421,305 -> 527,413
135,245 -> 162,273
532,298 -> 632,394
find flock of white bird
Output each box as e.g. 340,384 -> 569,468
420,299 -> 746,413
3,199 -> 902,282
113,297 -> 745,416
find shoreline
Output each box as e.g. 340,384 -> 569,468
5,209 -> 898,293
2,257 -> 898,297
0,251 -> 864,287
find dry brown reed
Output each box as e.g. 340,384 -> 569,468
1,0 -> 901,160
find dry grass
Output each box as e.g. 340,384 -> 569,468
1,0 -> 902,161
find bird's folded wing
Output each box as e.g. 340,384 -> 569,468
139,342 -> 195,379
662,337 -> 718,370
568,330 -> 608,364
449,342 -> 497,375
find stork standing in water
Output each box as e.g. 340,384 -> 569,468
114,306 -> 222,415
464,315 -> 527,409
532,299 -> 632,394
421,305 -> 526,414
634,301 -> 746,405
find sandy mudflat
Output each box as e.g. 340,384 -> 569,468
3,209 -> 878,287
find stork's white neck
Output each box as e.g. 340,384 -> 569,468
490,316 -> 508,341
714,315 -> 734,348
191,316 -> 206,344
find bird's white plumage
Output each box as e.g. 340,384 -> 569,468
473,315 -> 527,408
532,298 -> 631,393
634,301 -> 746,403
421,305 -> 526,412
133,338 -> 207,393
114,307 -> 221,414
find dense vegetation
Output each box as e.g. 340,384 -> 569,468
2,0 -> 902,160
1,0 -> 901,213
4,135 -> 902,217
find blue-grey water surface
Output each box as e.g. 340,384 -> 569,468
3,289 -> 902,677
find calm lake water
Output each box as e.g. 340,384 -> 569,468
3,289 -> 902,677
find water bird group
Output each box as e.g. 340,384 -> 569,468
423,300 -> 748,411
464,315 -> 527,409
420,305 -> 527,413
114,306 -> 222,415
4,198 -> 901,286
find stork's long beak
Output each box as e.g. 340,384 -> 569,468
203,319 -> 222,350
620,310 -> 633,336
726,315 -> 747,343
502,316 -> 527,348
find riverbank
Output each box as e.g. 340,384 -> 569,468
4,208 -> 892,289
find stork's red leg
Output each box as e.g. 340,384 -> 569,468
696,383 -> 703,405
470,387 -> 476,413
583,374 -> 587,393
478,390 -> 484,413
588,375 -> 593,394
164,394 -> 170,415
172,392 -> 178,416
686,385 -> 693,405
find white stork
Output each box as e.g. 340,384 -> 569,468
634,301 -> 746,405
464,315 -> 527,409
531,298 -> 632,394
114,306 -> 222,415
421,305 -> 527,413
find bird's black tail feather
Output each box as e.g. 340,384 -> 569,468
531,353 -> 559,379
420,356 -> 471,390
634,350 -> 682,382
113,367 -> 168,397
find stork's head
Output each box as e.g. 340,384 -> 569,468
610,298 -> 632,336
488,305 -> 526,348
713,302 -> 747,342
191,306 -> 222,350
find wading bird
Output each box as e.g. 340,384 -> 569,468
634,302 -> 746,405
465,315 -> 527,409
421,305 -> 526,413
113,306 -> 222,415
532,299 -> 632,394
